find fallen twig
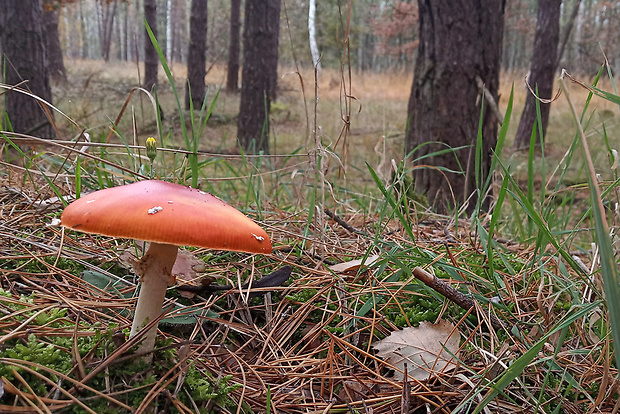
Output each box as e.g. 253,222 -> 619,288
413,266 -> 507,331
324,208 -> 365,235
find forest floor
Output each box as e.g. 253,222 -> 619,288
1,59 -> 620,413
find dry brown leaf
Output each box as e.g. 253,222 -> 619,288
171,250 -> 212,298
329,254 -> 380,273
373,320 -> 460,381
118,246 -> 211,298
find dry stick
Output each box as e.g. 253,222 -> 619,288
412,267 -> 507,331
324,208 -> 365,235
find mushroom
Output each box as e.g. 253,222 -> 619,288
61,180 -> 271,360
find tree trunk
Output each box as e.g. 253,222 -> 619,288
513,0 -> 562,149
173,1 -> 188,63
556,0 -> 581,68
166,0 -> 173,63
126,1 -> 135,63
79,1 -> 88,59
237,0 -> 281,154
143,0 -> 158,91
185,0 -> 207,110
308,0 -> 321,73
405,0 -> 505,213
226,0 -> 241,91
101,0 -> 118,62
43,5 -> 67,82
0,0 -> 54,140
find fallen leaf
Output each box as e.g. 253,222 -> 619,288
373,320 -> 460,381
329,254 -> 380,273
171,250 -> 205,278
118,246 -> 212,298
176,265 -> 291,298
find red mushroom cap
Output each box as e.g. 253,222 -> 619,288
61,180 -> 272,254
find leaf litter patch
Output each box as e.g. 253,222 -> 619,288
0,178 -> 614,413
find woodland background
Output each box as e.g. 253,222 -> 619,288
44,0 -> 619,75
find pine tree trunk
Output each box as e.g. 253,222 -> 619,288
513,0 -> 562,149
185,0 -> 207,110
0,0 -> 54,140
143,0 -> 158,91
101,0 -> 117,62
43,6 -> 67,82
405,0 -> 505,213
237,0 -> 281,154
226,0 -> 241,91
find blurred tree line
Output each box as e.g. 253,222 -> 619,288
45,0 -> 619,74
2,0 -> 618,210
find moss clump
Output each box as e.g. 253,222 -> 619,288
0,289 -> 242,413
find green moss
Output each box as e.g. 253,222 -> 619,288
0,295 -> 242,413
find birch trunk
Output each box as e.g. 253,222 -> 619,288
308,0 -> 321,74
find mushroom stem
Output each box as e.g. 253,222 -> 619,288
130,242 -> 178,359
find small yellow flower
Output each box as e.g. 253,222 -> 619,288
146,137 -> 157,163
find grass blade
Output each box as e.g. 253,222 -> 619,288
559,74 -> 620,372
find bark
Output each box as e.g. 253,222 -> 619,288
0,0 -> 54,139
185,0 -> 208,110
237,0 -> 281,154
513,0 -> 562,149
43,5 -> 67,82
226,0 -> 242,91
143,0 -> 158,91
405,0 -> 505,213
